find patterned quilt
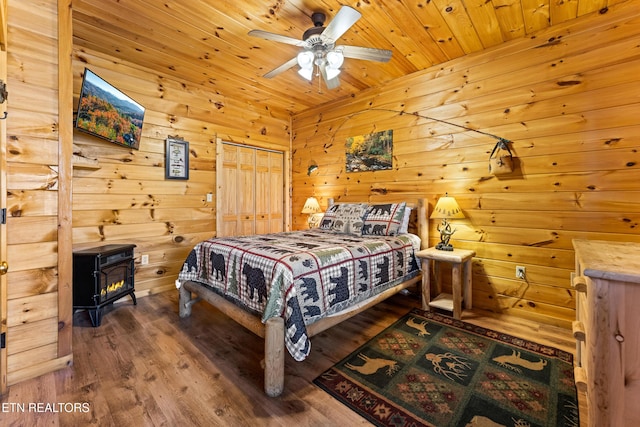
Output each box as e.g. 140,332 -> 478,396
178,229 -> 421,361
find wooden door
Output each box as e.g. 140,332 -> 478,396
268,151 -> 284,233
217,142 -> 256,237
218,142 -> 240,237
0,0 -> 8,395
217,140 -> 284,237
255,150 -> 284,234
254,150 -> 269,234
237,146 -> 255,235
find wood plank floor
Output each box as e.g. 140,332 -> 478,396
1,289 -> 587,426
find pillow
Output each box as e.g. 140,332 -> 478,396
398,207 -> 411,234
319,204 -> 340,230
330,203 -> 368,234
361,202 -> 407,236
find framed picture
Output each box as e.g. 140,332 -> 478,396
165,137 -> 189,180
345,129 -> 393,172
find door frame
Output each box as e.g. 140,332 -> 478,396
0,0 -> 8,396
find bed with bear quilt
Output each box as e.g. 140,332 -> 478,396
176,199 -> 428,396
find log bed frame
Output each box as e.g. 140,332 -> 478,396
177,198 -> 429,397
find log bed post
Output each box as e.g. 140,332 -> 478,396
178,284 -> 192,318
264,316 -> 285,397
418,198 -> 428,249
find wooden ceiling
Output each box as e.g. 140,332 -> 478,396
72,0 -> 621,115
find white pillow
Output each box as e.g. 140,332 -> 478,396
398,207 -> 411,234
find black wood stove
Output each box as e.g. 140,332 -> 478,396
73,244 -> 137,326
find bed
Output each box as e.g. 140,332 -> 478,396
176,198 -> 428,396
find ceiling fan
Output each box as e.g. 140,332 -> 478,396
248,6 -> 392,89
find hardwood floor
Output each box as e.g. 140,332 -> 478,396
1,289 -> 587,426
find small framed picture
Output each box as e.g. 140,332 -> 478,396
165,137 -> 189,180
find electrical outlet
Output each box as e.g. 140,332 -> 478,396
206,193 -> 213,202
516,266 -> 526,279
141,254 -> 149,265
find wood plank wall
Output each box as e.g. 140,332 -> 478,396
4,0 -> 73,386
291,2 -> 640,329
70,49 -> 291,297
3,2 -> 291,384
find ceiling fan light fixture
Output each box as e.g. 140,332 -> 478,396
297,51 -> 314,69
248,6 -> 390,90
325,66 -> 340,80
298,67 -> 313,80
326,51 -> 344,68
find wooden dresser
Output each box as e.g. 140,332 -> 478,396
572,239 -> 640,427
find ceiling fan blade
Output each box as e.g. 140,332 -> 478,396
321,6 -> 361,43
248,29 -> 305,47
339,45 -> 393,62
263,57 -> 298,79
319,64 -> 341,90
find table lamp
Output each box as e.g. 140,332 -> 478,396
430,194 -> 465,251
301,197 -> 322,228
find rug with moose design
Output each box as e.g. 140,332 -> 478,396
313,308 -> 579,427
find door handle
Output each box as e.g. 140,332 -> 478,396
0,261 -> 8,275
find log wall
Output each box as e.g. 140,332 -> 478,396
4,0 -> 639,388
3,2 -> 290,385
70,50 -> 290,298
4,0 -> 73,386
291,4 -> 640,329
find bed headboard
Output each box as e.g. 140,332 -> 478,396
326,198 -> 429,249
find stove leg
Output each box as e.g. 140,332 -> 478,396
130,292 -> 137,305
89,307 -> 103,327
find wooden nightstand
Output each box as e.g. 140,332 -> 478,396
416,247 -> 475,319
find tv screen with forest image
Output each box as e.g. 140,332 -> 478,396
75,68 -> 145,150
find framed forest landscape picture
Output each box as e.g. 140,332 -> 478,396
345,129 -> 393,172
165,137 -> 189,180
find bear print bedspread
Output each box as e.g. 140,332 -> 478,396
178,229 -> 421,361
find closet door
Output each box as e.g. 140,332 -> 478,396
237,146 -> 256,235
217,141 -> 284,237
218,143 -> 240,237
268,151 -> 284,233
255,150 -> 284,234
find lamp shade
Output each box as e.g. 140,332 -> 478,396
430,195 -> 464,219
301,197 -> 321,214
298,67 -> 313,81
297,51 -> 314,81
326,51 -> 344,68
297,51 -> 314,69
325,66 -> 340,80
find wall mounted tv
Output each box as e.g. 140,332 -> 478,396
75,68 -> 145,150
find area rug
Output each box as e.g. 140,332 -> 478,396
314,308 -> 579,427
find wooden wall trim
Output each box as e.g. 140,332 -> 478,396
0,0 -> 7,396
57,0 -> 73,357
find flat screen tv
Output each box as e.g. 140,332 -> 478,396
75,68 -> 145,150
